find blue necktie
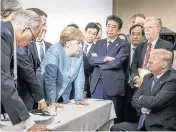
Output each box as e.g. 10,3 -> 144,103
138,76 -> 158,130
151,77 -> 158,91
40,43 -> 44,62
138,113 -> 146,130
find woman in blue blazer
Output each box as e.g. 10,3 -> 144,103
36,27 -> 87,105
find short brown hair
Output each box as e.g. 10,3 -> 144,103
26,8 -> 47,17
132,13 -> 145,20
59,27 -> 84,46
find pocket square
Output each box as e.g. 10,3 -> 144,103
91,53 -> 98,57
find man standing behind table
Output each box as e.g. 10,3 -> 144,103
83,22 -> 99,98
1,9 -> 49,131
88,15 -> 130,123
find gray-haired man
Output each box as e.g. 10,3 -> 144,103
1,10 -> 48,131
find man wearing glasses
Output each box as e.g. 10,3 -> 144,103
1,8 -> 49,131
17,8 -> 51,111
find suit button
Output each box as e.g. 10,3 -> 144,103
68,76 -> 71,79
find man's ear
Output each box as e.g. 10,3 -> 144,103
162,61 -> 168,69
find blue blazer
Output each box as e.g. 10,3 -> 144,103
88,38 -> 130,96
36,43 -> 85,103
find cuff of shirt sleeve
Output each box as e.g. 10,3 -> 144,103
14,116 -> 35,131
38,98 -> 45,103
133,76 -> 139,83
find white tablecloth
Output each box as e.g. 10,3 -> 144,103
1,99 -> 116,131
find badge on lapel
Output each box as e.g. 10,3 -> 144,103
116,44 -> 119,47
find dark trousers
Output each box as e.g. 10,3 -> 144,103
111,122 -> 139,131
110,121 -> 174,131
124,83 -> 138,122
92,79 -> 124,123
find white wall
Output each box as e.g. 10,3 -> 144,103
20,0 -> 113,43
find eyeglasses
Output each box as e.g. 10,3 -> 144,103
29,28 -> 36,42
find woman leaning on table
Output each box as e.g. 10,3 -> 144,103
36,27 -> 88,105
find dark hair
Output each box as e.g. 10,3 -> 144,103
106,15 -> 123,29
118,33 -> 127,41
95,22 -> 102,28
132,13 -> 145,20
129,24 -> 145,36
26,8 -> 47,17
1,0 -> 22,17
67,23 -> 79,29
85,22 -> 100,33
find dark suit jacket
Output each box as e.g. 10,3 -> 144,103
83,45 -> 94,94
88,38 -> 130,96
28,41 -> 52,72
1,21 -> 30,125
131,38 -> 174,79
17,41 -> 52,110
131,71 -> 176,130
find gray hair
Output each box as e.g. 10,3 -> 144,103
1,0 -> 22,17
144,17 -> 162,28
11,10 -> 41,30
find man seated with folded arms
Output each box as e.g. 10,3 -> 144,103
111,49 -> 176,131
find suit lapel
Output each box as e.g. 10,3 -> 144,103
107,37 -> 121,55
145,75 -> 153,96
87,43 -> 94,55
33,42 -> 40,65
100,39 -> 108,55
151,71 -> 171,95
154,38 -> 162,49
141,41 -> 148,62
44,41 -> 49,52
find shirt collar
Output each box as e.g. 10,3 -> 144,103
155,72 -> 165,79
107,37 -> 117,43
36,41 -> 44,46
149,37 -> 159,48
131,44 -> 137,50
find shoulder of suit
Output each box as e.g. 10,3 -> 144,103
165,71 -> 176,82
135,40 -> 147,50
1,22 -> 14,43
143,73 -> 153,80
47,43 -> 64,54
44,41 -> 53,46
159,38 -> 173,45
96,39 -> 106,44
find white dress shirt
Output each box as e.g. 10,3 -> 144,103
83,43 -> 93,55
36,41 -> 46,62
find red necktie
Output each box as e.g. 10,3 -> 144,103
143,42 -> 152,68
